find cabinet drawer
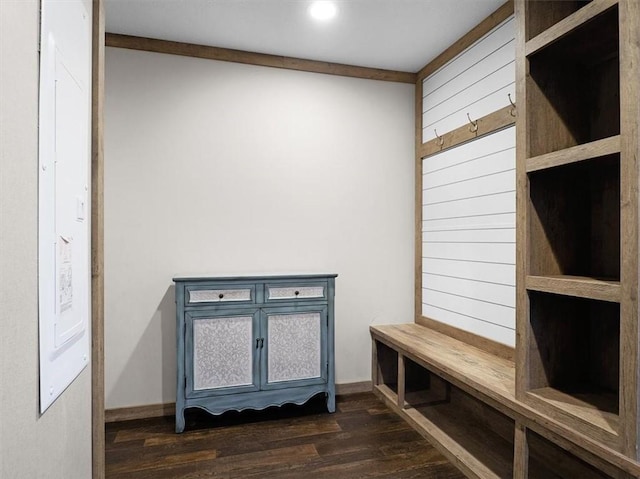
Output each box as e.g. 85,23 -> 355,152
266,283 -> 327,302
187,285 -> 255,304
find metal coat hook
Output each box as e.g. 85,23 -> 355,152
467,113 -> 478,133
434,129 -> 444,147
508,93 -> 516,117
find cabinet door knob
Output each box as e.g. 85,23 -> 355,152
218,293 -> 224,299
294,290 -> 300,296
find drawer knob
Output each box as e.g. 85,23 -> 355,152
294,291 -> 300,296
218,293 -> 224,299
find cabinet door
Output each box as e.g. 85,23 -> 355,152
260,306 -> 328,390
185,308 -> 260,398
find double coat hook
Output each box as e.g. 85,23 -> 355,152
466,113 -> 478,133
508,93 -> 517,117
434,129 -> 444,147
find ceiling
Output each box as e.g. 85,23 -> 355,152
104,0 -> 506,73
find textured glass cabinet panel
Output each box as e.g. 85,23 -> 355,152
193,316 -> 253,390
267,313 -> 321,383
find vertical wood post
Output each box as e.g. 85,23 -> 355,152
91,0 -> 105,476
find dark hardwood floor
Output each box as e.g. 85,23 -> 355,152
105,392 -> 464,478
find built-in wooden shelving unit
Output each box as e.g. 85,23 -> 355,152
516,0 -> 640,470
524,0 -> 619,56
374,1 -> 639,477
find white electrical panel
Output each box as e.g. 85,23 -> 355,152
38,0 -> 92,413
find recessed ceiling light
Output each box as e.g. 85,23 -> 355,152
309,1 -> 337,21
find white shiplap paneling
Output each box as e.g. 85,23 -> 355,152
423,212 -> 515,232
422,289 -> 514,329
423,146 -> 514,188
423,273 -> 515,307
422,126 -> 516,346
422,258 -> 515,286
424,242 -> 515,264
422,15 -> 515,143
423,188 -> 514,220
422,303 -> 515,346
423,228 -> 515,243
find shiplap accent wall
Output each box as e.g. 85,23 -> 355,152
422,15 -> 515,143
422,126 -> 516,346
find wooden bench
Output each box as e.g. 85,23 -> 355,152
370,323 -> 640,479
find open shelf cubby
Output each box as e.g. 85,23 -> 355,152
526,291 -> 620,444
526,4 -> 619,157
374,341 -> 398,400
525,0 -> 595,40
401,356 -> 449,409
408,380 -> 516,478
527,430 -> 614,478
528,155 -> 620,282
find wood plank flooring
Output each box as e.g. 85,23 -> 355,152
106,392 -> 465,478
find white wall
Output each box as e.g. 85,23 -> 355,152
104,48 -> 415,409
0,1 -> 92,477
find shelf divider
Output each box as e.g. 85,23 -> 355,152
525,0 -> 619,57
525,275 -> 621,303
526,135 -> 620,173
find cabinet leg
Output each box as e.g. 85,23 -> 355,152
326,392 -> 336,413
175,407 -> 185,433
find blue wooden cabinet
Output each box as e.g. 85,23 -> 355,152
173,274 -> 337,433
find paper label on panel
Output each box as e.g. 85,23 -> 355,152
58,236 -> 73,313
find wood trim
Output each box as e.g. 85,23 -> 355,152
106,403 -> 176,423
414,81 -> 423,322
336,381 -> 372,395
105,33 -> 416,84
513,0 -> 529,405
416,1 -> 514,81
524,0 -> 619,57
91,0 -> 106,477
419,105 -> 516,159
416,316 -> 515,362
105,381 -> 373,423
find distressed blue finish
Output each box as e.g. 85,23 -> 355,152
259,305 -> 329,391
174,274 -> 337,433
185,307 -> 261,399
